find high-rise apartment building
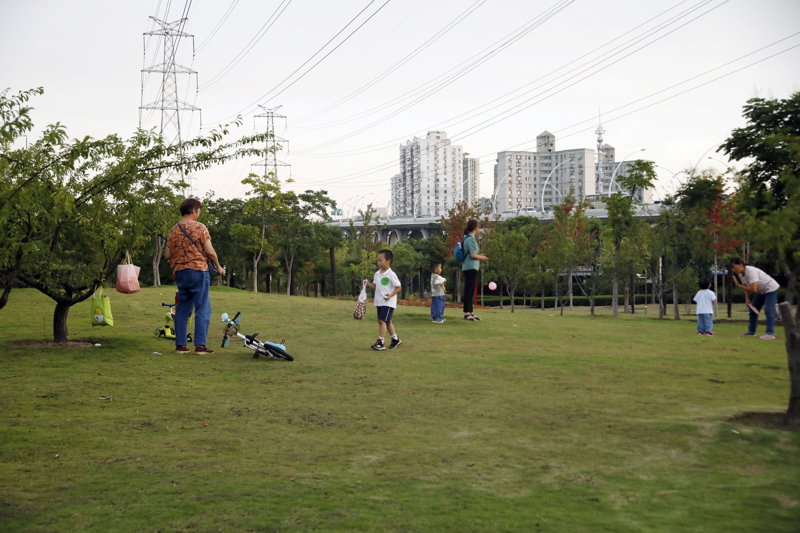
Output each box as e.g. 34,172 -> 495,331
493,131 -> 594,212
392,131 -> 463,217
462,155 -> 480,207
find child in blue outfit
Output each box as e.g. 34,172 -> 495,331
693,277 -> 717,336
430,260 -> 446,323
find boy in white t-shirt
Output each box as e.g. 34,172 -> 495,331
364,249 -> 402,351
693,277 -> 717,336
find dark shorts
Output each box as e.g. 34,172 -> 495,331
376,306 -> 394,323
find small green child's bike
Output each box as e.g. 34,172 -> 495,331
154,303 -> 193,343
221,311 -> 294,361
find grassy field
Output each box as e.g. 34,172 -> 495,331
1,287 -> 798,532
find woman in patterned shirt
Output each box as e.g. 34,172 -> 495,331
730,257 -> 780,340
164,198 -> 225,353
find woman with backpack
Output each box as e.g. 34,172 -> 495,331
461,218 -> 489,321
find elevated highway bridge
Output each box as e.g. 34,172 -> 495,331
328,206 -> 662,245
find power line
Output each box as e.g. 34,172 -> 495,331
199,0 -> 294,90
292,0 -> 694,151
291,0 -> 488,126
196,0 -> 240,52
293,0 -> 719,156
286,0 -> 433,104
286,35 -> 799,188
292,0 -> 572,133
208,0 -> 392,124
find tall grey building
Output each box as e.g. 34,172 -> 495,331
493,131 -> 594,212
462,155 -> 480,207
392,131 -> 463,217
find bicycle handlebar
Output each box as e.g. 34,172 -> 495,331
161,303 -> 173,307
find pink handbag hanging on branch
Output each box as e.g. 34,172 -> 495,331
116,251 -> 141,294
353,281 -> 368,320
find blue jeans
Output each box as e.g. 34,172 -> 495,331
748,289 -> 778,335
175,269 -> 211,346
697,314 -> 713,334
431,295 -> 445,320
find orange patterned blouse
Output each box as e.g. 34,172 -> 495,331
167,220 -> 211,273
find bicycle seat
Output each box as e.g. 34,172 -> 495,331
245,332 -> 259,343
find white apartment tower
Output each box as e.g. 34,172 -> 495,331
462,156 -> 480,207
393,131 -> 463,216
493,131 -> 595,212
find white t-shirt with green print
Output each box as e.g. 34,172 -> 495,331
372,268 -> 401,308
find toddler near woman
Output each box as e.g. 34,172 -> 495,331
693,277 -> 717,336
430,261 -> 446,323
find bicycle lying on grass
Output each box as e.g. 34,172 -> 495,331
221,312 -> 294,361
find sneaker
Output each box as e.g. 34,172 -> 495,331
706,332 -> 714,337
389,338 -> 402,349
195,345 -> 215,354
698,332 -> 705,336
739,331 -> 755,337
760,334 -> 776,340
433,318 -> 445,323
175,345 -> 190,353
371,339 -> 385,351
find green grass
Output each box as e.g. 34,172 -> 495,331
1,287 -> 798,532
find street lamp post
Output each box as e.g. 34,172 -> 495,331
541,157 -> 574,212
607,149 -> 646,196
491,170 -> 512,216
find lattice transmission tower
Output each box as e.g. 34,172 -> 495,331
251,105 -> 290,182
139,16 -> 201,196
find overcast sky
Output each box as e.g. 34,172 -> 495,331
2,0 -> 799,213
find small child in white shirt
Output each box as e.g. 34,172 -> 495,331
364,249 -> 402,351
430,261 -> 446,323
693,277 -> 717,336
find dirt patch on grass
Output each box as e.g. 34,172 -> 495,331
11,340 -> 97,348
729,412 -> 800,432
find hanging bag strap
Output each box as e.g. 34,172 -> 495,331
177,223 -> 208,260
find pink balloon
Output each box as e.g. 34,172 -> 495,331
488,282 -> 497,291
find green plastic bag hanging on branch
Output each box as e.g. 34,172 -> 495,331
91,290 -> 114,327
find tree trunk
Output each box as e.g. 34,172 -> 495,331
480,270 -> 484,306
329,247 -> 337,297
510,288 -> 515,313
0,246 -> 23,311
152,234 -> 165,287
568,270 -> 573,311
400,274 -> 407,300
226,267 -> 232,287
541,280 -> 545,310
727,269 -> 732,319
499,280 -> 504,309
672,252 -> 680,320
419,266 -> 425,299
253,255 -> 260,293
630,272 -> 635,314
612,242 -> 620,317
456,270 -> 462,303
53,301 -> 71,343
590,294 -> 595,317
713,250 -> 718,317
266,272 -> 271,294
624,282 -> 630,313
779,302 -> 799,424
289,262 -> 296,296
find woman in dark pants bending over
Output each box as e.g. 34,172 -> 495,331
462,218 -> 489,321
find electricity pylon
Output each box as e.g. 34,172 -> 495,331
251,105 -> 290,181
139,16 -> 201,196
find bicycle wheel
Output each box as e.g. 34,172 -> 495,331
267,346 -> 294,362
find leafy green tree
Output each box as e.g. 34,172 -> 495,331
721,91 -> 800,423
241,172 -> 282,292
485,218 -> 544,313
0,88 -> 269,341
390,241 -> 422,300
